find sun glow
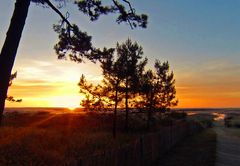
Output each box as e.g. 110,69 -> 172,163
49,95 -> 83,108
68,107 -> 77,111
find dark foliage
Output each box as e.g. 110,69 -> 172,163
79,39 -> 179,133
167,111 -> 187,120
78,74 -> 112,111
139,60 -> 178,111
0,0 -> 148,118
75,0 -> 148,28
6,72 -> 22,103
52,0 -> 148,62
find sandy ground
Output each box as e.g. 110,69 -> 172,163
214,120 -> 240,166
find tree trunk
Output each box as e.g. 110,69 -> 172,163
0,0 -> 31,124
113,84 -> 118,138
125,78 -> 129,132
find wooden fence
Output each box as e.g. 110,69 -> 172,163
75,121 -> 203,166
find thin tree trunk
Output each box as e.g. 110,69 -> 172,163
0,0 -> 31,124
113,84 -> 118,138
125,78 -> 129,131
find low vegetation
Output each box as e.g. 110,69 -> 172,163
224,114 -> 240,128
167,111 -> 187,120
187,113 -> 214,128
0,110 -> 188,165
0,112 -> 131,165
224,114 -> 240,140
155,129 -> 217,166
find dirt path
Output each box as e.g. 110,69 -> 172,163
214,121 -> 240,166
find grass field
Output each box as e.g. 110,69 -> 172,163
0,111 -> 139,165
0,110 -> 185,165
0,109 -> 216,165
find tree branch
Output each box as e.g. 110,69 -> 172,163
122,0 -> 135,14
112,0 -> 133,29
44,0 -> 73,28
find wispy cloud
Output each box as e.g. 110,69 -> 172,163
175,59 -> 240,107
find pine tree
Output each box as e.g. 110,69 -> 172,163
78,74 -> 111,111
154,60 -> 178,110
139,60 -> 178,129
114,39 -> 147,131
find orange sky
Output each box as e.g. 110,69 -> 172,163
2,1 -> 240,108
5,59 -> 240,108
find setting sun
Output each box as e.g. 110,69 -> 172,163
49,95 -> 83,109
68,107 -> 77,111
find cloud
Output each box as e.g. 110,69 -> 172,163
177,59 -> 240,86
7,78 -> 83,108
8,57 -> 240,108
175,59 -> 240,107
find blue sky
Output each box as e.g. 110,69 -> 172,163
1,0 -> 240,108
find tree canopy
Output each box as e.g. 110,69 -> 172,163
79,39 -> 178,134
0,0 -> 148,121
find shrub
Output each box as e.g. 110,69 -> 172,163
232,119 -> 240,128
200,119 -> 213,128
159,117 -> 173,126
168,111 -> 187,120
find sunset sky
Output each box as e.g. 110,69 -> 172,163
1,0 -> 240,108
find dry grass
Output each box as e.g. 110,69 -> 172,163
0,111 -> 141,165
0,110 -> 192,165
